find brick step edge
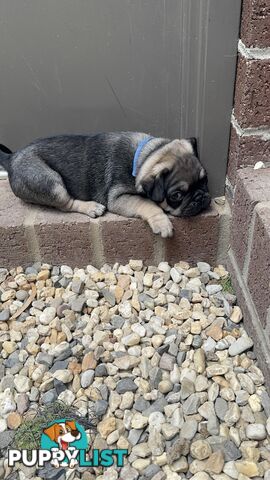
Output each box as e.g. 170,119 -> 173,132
0,181 -> 229,268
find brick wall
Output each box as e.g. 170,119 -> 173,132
227,0 -> 270,188
227,1 -> 270,384
0,181 -> 227,269
228,167 -> 270,385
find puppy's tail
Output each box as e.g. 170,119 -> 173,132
0,144 -> 12,171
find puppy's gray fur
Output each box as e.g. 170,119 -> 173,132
0,132 -> 211,237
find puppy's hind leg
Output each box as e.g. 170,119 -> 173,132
10,156 -> 106,218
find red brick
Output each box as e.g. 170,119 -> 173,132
0,180 -> 221,269
165,206 -> 219,265
100,214 -> 155,265
234,57 -> 270,128
0,181 -> 32,268
227,127 -> 270,185
241,0 -> 270,48
34,209 -> 94,268
231,168 -> 270,271
246,202 -> 270,327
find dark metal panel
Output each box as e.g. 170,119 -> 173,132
0,0 -> 241,195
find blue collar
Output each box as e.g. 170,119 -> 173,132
132,136 -> 153,177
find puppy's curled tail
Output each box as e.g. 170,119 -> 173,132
0,144 -> 12,171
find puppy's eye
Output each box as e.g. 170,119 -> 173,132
169,191 -> 182,202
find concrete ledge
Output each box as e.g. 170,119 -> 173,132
0,181 -> 226,268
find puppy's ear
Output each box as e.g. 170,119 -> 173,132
43,424 -> 57,442
142,169 -> 169,202
67,420 -> 77,430
187,137 -> 199,158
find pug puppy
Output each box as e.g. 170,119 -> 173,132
0,132 -> 211,238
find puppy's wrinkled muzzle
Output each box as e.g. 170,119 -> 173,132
181,192 -> 211,217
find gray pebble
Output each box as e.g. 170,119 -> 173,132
95,364 -> 108,377
0,310 -> 9,322
179,290 -> 193,301
181,419 -> 198,440
206,284 -> 222,295
16,290 -> 29,301
57,347 -> 73,361
223,439 -> 242,461
177,351 -> 186,365
70,295 -> 86,312
134,397 -> 150,413
215,397 -> 228,421
42,389 -> 58,404
128,429 -> 144,446
36,352 -> 54,367
143,398 -> 167,417
50,360 -> 69,374
54,379 -> 67,396
0,375 -> 14,390
228,336 -> 254,356
95,399 -> 108,417
192,335 -> 203,348
111,315 -> 125,329
182,393 -> 200,415
149,367 -> 163,389
102,288 -> 116,306
5,352 -> 20,369
116,378 -> 138,394
0,431 -> 15,449
81,370 -> 95,388
71,279 -> 85,294
143,464 -> 161,479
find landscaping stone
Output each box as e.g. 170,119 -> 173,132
0,260 -> 269,479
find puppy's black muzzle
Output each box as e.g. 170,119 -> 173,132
181,191 -> 211,217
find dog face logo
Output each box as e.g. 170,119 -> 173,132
43,420 -> 81,451
41,419 -> 87,468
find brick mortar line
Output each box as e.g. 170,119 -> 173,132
89,221 -> 105,268
242,207 -> 257,282
225,177 -> 235,198
265,307 -> 270,339
215,200 -> 231,265
23,210 -> 41,262
238,39 -> 270,60
231,113 -> 270,141
153,234 -> 165,265
228,248 -> 270,368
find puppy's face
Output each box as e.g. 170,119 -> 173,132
43,420 -> 81,446
140,137 -> 211,217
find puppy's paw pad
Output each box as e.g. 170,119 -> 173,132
148,214 -> 173,238
86,202 -> 106,218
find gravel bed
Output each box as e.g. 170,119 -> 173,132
0,260 -> 270,480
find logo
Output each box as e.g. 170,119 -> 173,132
8,417 -> 127,469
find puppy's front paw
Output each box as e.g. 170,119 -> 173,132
85,201 -> 106,218
51,459 -> 60,468
148,213 -> 173,238
69,458 -> 78,468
